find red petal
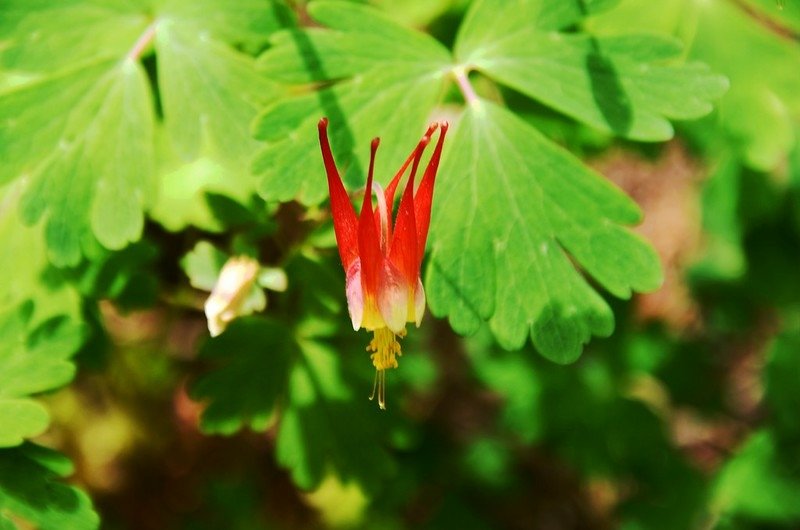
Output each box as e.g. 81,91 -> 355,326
414,122 -> 448,261
358,137 -> 383,301
319,118 -> 358,270
389,135 -> 429,286
384,124 -> 438,212
379,124 -> 437,246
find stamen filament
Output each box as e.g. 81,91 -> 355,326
366,327 -> 405,410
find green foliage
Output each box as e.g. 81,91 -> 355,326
590,0 -> 800,170
255,0 -> 728,360
190,254 -> 395,491
0,303 -> 97,529
254,1 -> 452,204
0,303 -> 83,448
0,0 -> 290,265
275,339 -> 394,491
427,101 -> 662,360
0,444 -> 98,530
191,317 -> 293,435
456,0 -> 728,141
2,0 -> 799,528
713,430 -> 800,522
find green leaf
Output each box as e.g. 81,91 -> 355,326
690,0 -> 800,170
67,241 -> 159,310
590,0 -> 800,170
2,58 -> 155,266
764,326 -> 800,444
181,241 -> 229,292
253,1 -> 452,204
690,157 -> 747,283
0,0 -> 288,264
0,304 -> 84,448
155,21 -> 282,170
713,430 -> 800,521
0,184 -> 81,321
190,314 -> 395,491
191,318 -> 294,435
275,340 -> 394,491
150,154 -> 256,233
0,1 -> 149,70
156,0 -> 295,51
455,0 -> 728,141
467,335 -> 542,443
0,443 -> 98,530
427,100 -> 662,361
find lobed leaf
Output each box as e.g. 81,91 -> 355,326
0,0 -> 289,264
0,304 -> 84,447
456,0 -> 729,141
590,0 -> 800,169
275,340 -> 394,491
426,100 -> 662,362
254,1 -> 451,204
191,318 -> 293,435
0,444 -> 98,530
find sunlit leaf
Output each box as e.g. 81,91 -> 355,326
590,0 -> 800,169
456,0 -> 728,141
0,304 -> 83,447
427,100 -> 661,361
254,1 -> 451,204
0,0 -> 288,264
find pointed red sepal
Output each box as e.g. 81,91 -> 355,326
319,118 -> 358,270
357,136 -> 383,299
384,124 -> 438,213
414,122 -> 448,262
389,134 -> 430,285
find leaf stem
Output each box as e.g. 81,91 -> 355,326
127,21 -> 158,60
727,0 -> 799,42
453,67 -> 479,106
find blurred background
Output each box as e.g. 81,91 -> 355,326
2,0 -> 800,529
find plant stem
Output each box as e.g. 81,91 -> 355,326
453,67 -> 479,106
128,21 -> 158,60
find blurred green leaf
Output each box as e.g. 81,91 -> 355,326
68,241 -> 159,310
765,326 -> 800,445
254,1 -> 452,204
191,317 -> 294,435
0,304 -> 83,447
276,339 -> 394,491
467,334 -> 542,443
427,101 -> 662,361
150,154 -> 257,233
181,241 -> 229,292
0,444 -> 98,530
713,430 -> 800,521
456,0 -> 728,141
691,157 -> 747,283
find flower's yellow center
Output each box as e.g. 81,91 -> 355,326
366,327 -> 405,409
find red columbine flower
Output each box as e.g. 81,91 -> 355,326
318,117 -> 448,410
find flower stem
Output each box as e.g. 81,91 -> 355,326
453,67 -> 479,106
127,21 -> 158,60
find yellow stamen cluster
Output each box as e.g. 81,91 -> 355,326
366,327 -> 406,409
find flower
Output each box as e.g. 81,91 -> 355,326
318,117 -> 448,409
204,256 -> 261,337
